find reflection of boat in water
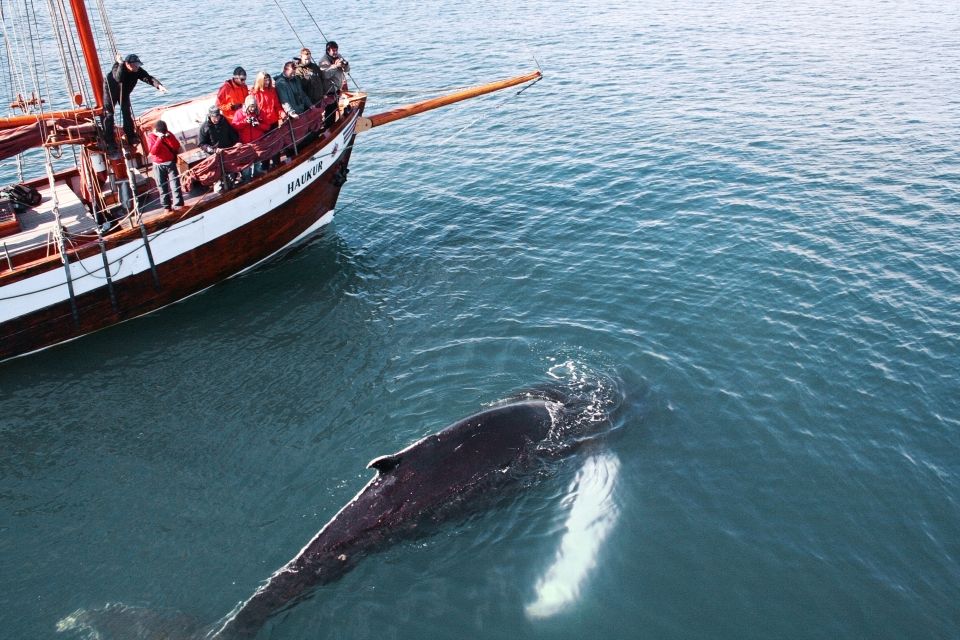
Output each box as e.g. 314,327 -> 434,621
0,2 -> 541,363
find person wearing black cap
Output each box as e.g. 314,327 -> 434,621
198,105 -> 239,154
217,67 -> 249,122
103,53 -> 167,152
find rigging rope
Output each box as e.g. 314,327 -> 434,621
272,0 -> 305,49
296,0 -> 361,92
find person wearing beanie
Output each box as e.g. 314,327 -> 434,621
146,120 -> 184,211
199,105 -> 239,154
217,66 -> 248,120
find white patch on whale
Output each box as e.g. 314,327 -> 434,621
524,451 -> 620,619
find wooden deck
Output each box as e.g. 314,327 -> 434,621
0,181 -> 97,258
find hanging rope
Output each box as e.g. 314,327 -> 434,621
272,0 -> 305,49
296,0 -> 361,92
1,1 -> 33,112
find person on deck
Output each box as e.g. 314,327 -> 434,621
198,105 -> 239,153
318,41 -> 349,128
146,120 -> 184,212
250,71 -> 282,170
250,71 -> 281,129
217,66 -> 249,121
231,96 -> 271,179
231,96 -> 271,143
294,47 -> 324,106
275,61 -> 312,120
103,53 -> 167,152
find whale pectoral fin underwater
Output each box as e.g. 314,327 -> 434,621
367,453 -> 401,474
57,603 -> 208,640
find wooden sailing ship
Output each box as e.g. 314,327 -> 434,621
0,1 -> 540,363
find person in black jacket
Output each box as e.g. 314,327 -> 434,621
198,106 -> 239,153
103,53 -> 167,151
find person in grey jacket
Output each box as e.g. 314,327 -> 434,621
317,41 -> 349,128
274,61 -> 312,119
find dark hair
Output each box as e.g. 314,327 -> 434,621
326,41 -> 338,50
155,120 -> 168,133
233,66 -> 246,77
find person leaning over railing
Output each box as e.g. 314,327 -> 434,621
275,61 -> 312,120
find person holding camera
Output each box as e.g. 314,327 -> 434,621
318,41 -> 349,128
231,96 -> 272,180
146,120 -> 184,212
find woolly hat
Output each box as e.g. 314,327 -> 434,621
155,120 -> 168,133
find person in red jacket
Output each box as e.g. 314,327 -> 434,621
146,120 -> 184,211
250,71 -> 282,169
217,66 -> 248,121
231,96 -> 272,179
251,71 -> 281,127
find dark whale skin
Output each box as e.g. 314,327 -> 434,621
209,399 -> 558,639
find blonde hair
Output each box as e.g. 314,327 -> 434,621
252,71 -> 273,92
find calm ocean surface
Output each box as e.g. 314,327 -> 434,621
2,0 -> 959,638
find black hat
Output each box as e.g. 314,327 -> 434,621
124,53 -> 142,65
208,105 -> 221,117
155,120 -> 168,133
233,66 -> 246,77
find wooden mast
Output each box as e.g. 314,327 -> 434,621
68,0 -> 105,109
356,70 -> 541,132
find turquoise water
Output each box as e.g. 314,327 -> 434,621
2,0 -> 959,638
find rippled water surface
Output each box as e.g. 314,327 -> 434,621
2,0 -> 959,638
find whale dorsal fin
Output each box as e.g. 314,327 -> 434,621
367,454 -> 401,474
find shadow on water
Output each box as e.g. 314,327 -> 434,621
0,226 -> 376,388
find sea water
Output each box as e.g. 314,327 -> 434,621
1,0 -> 958,638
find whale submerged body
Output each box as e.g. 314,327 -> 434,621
59,384 -> 621,640
211,398 -> 565,638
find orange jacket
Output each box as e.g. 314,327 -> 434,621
217,79 -> 248,119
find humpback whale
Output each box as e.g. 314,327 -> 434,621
59,383 -> 620,639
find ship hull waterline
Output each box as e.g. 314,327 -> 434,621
0,111 -> 362,363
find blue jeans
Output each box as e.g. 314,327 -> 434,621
154,161 -> 184,208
